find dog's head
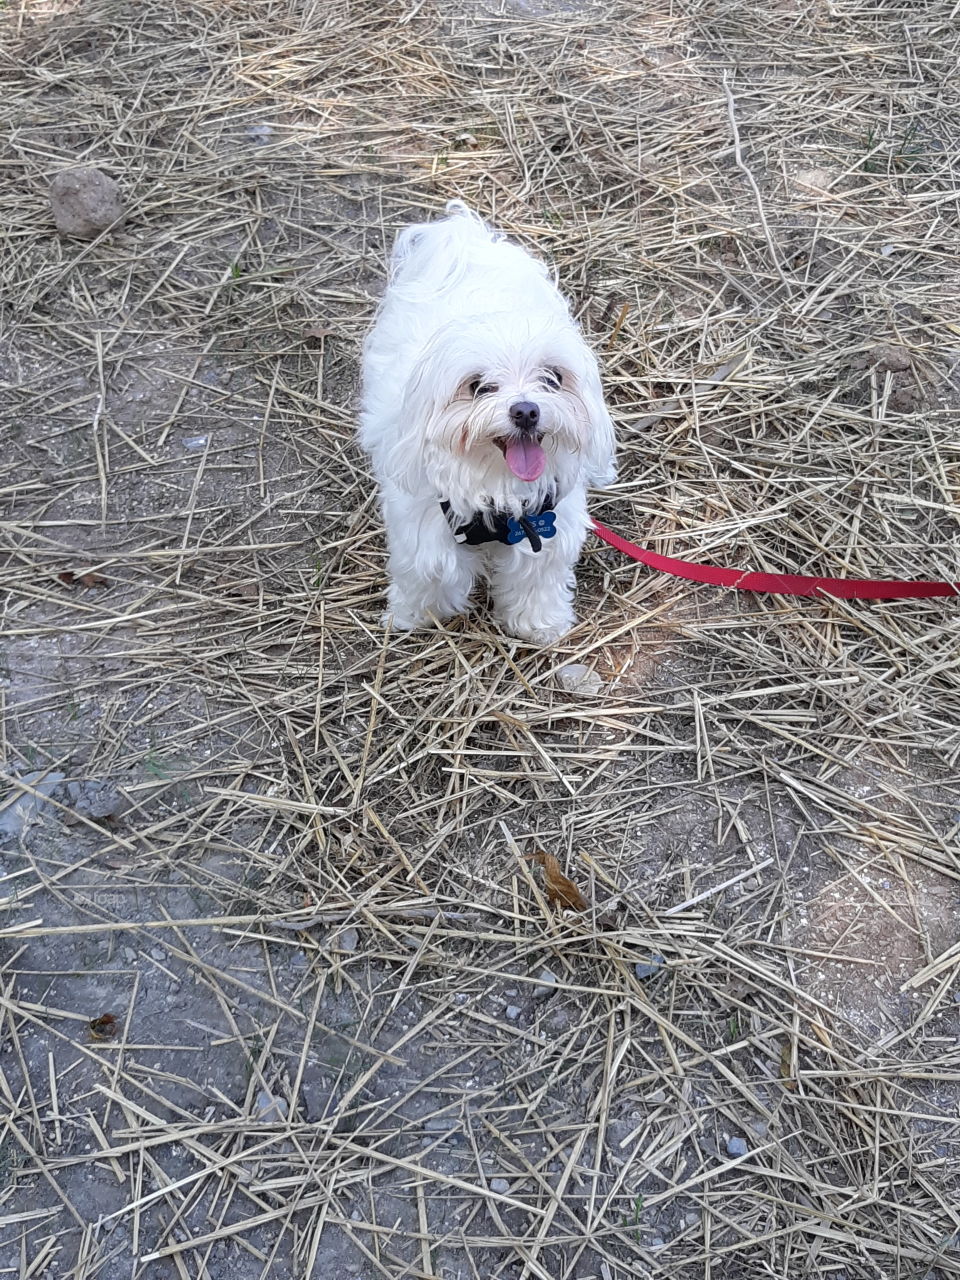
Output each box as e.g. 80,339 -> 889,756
385,313 -> 615,512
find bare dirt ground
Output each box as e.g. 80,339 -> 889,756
2,1 -> 960,1277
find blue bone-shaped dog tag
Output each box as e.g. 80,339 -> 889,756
505,510 -> 557,546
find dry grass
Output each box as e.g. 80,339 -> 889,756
2,0 -> 960,1276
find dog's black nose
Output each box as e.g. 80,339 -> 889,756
509,400 -> 540,434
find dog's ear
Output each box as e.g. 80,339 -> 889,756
381,358 -> 439,495
578,356 -> 617,488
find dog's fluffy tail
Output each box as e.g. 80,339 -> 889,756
389,201 -> 498,295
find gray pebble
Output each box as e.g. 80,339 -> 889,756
425,1116 -> 455,1132
634,954 -> 666,980
504,1004 -> 522,1021
49,167 -> 124,239
726,1136 -> 748,1157
533,968 -> 557,999
334,927 -> 358,953
256,1090 -> 288,1122
489,1177 -> 510,1194
0,771 -> 65,838
557,663 -> 603,696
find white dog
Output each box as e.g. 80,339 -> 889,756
359,201 -> 616,644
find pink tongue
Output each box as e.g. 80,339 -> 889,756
504,439 -> 546,481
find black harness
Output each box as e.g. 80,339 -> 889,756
441,493 -> 558,554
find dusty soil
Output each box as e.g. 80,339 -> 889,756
2,1 -> 959,1278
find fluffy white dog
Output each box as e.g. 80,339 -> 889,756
359,201 -> 616,643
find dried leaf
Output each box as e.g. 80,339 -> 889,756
528,851 -> 589,912
89,1013 -> 119,1041
58,570 -> 108,588
303,324 -> 334,341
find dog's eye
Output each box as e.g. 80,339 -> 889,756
542,368 -> 563,389
468,378 -> 496,397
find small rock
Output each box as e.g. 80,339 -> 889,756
504,1004 -> 522,1021
334,927 -> 358,953
0,771 -> 65,838
49,167 -> 124,240
489,1177 -> 510,1194
149,947 -> 166,962
122,947 -> 137,964
425,1116 -> 455,1132
256,1090 -> 288,1122
634,954 -> 666,980
726,1136 -> 748,1157
64,779 -> 125,823
533,968 -> 557,999
557,663 -> 603,696
952,991 -> 960,1004
869,342 -> 912,374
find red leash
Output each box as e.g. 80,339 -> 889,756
591,519 -> 959,601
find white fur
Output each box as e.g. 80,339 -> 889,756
359,201 -> 616,644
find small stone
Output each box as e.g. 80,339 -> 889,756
489,1177 -> 510,1194
122,947 -> 137,964
533,968 -> 557,999
149,947 -> 166,962
49,167 -> 124,240
256,1090 -> 288,1122
0,771 -> 65,838
634,954 -> 666,980
869,342 -> 912,373
557,663 -> 603,696
952,991 -> 960,1004
425,1116 -> 455,1132
726,1136 -> 748,1157
334,927 -> 358,953
504,1005 -> 522,1021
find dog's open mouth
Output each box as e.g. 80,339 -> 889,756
496,435 -> 546,482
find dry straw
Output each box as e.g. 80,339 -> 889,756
1,0 -> 959,1276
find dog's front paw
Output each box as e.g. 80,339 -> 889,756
499,610 -> 575,647
381,607 -> 424,632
